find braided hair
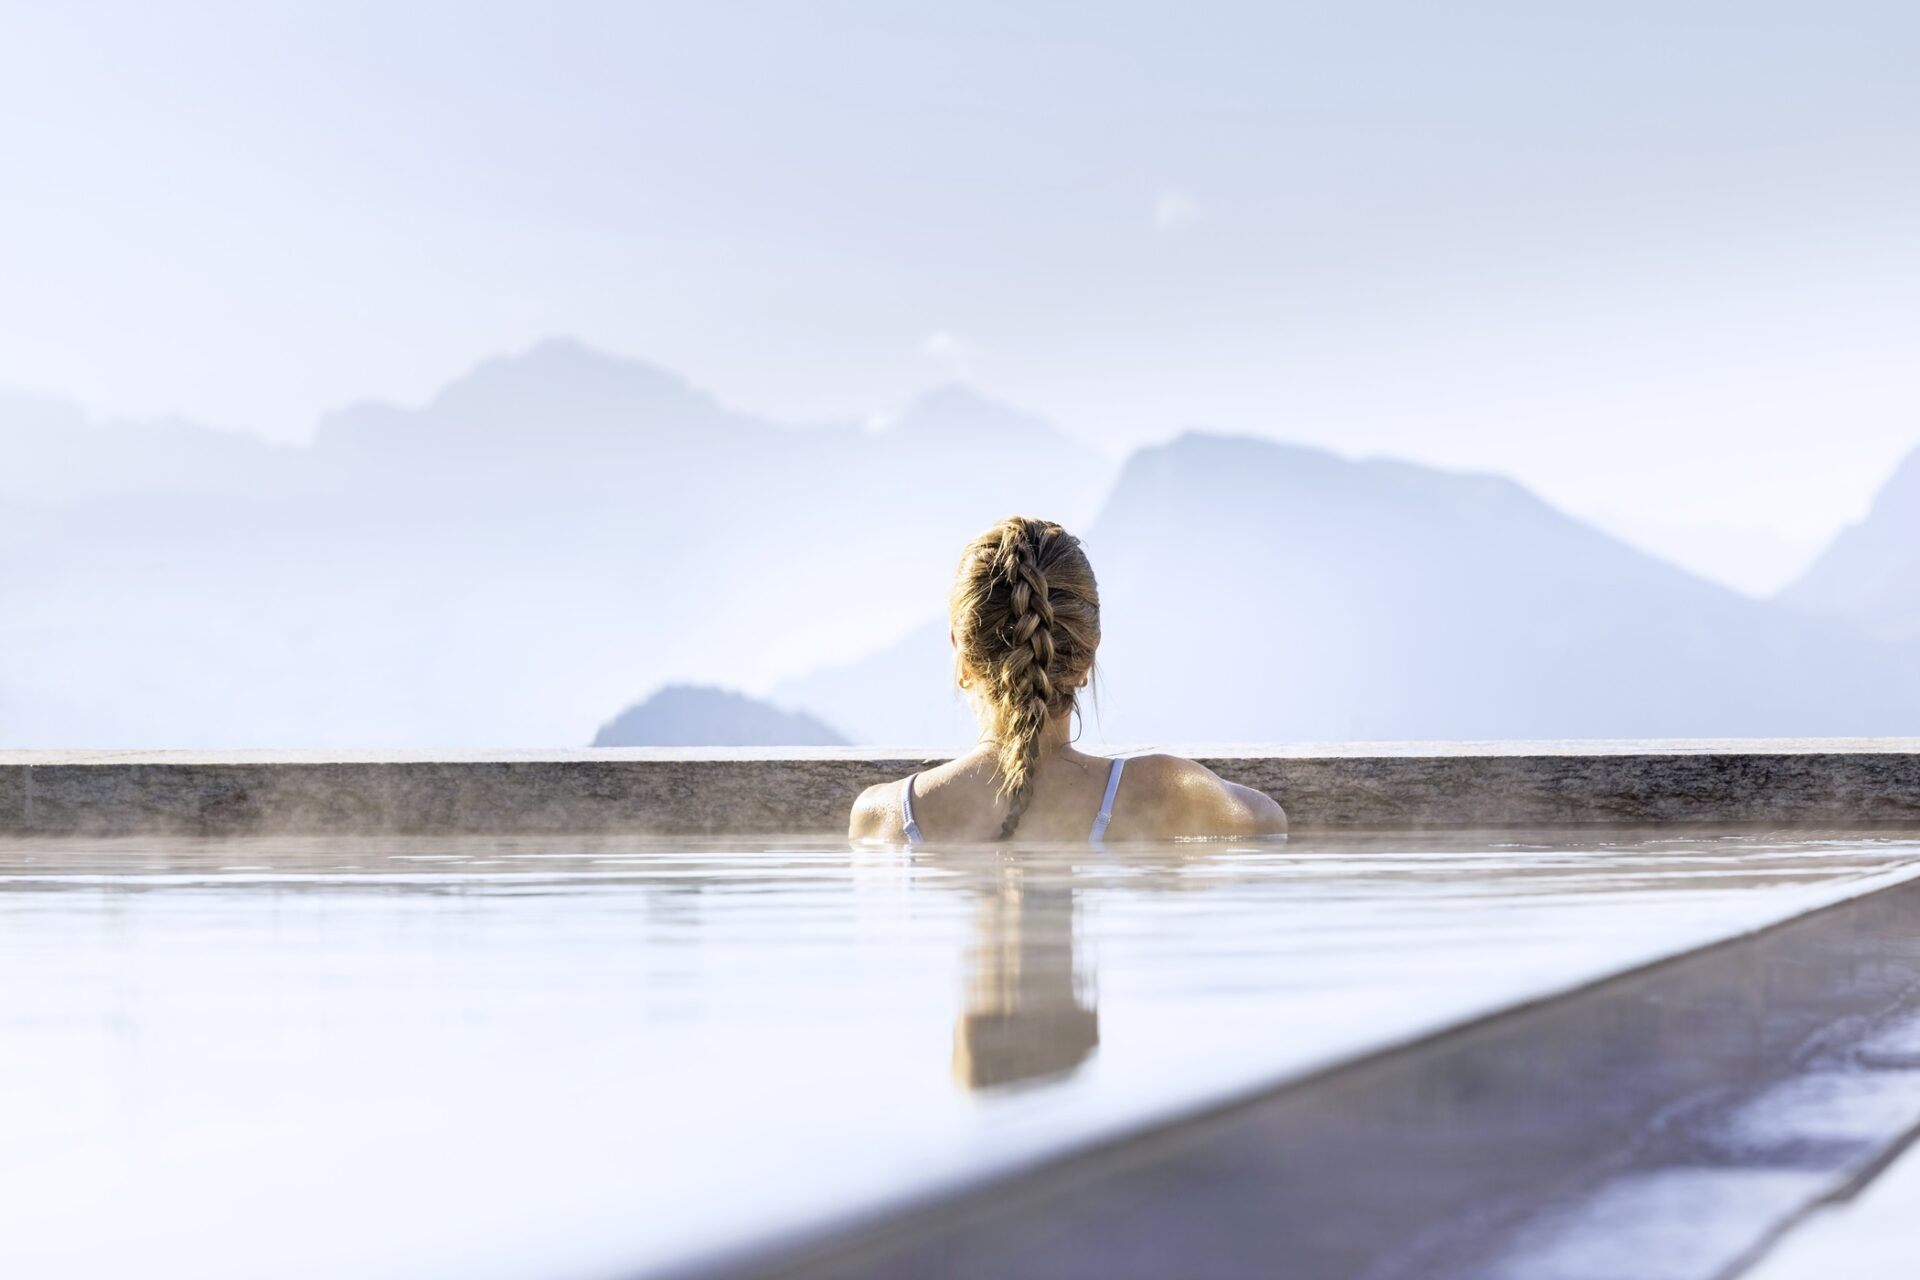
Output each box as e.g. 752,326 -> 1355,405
950,517 -> 1101,838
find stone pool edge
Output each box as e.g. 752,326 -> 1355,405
690,861 -> 1920,1280
3,739 -> 1920,835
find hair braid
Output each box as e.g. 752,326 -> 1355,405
950,516 -> 1102,840
993,530 -> 1058,838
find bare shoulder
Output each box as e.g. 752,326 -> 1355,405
848,776 -> 909,843
1113,754 -> 1288,839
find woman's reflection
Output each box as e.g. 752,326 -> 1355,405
951,857 -> 1100,1090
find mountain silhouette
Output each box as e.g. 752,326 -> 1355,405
11,341 -> 1914,749
781,432 -> 1920,744
0,340 -> 1113,748
312,338 -> 770,467
0,387 -> 293,504
774,619 -> 978,748
591,685 -> 846,747
1779,445 -> 1920,645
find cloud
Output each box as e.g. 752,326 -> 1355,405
919,330 -> 980,379
1153,187 -> 1202,233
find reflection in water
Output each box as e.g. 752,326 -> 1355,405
952,862 -> 1099,1090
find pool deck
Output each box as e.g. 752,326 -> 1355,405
3,739 -> 1919,836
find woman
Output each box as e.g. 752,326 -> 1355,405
850,516 -> 1287,844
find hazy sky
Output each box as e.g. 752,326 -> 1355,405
3,1 -> 1917,591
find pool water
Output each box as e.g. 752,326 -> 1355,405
4,832 -> 1919,1279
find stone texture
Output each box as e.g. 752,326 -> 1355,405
0,765 -> 24,833
1201,745 -> 1920,829
2,751 -> 946,838
2,741 -> 1918,837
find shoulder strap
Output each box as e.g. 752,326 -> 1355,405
1089,757 -> 1126,843
901,773 -> 924,845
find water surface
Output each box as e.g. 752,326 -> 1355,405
4,832 -> 1917,1279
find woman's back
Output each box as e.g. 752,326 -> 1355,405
850,746 -> 1285,845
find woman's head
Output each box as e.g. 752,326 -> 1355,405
949,516 -> 1101,838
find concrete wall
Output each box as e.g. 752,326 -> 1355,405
3,740 -> 1919,836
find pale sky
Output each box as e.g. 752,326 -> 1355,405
3,1 -> 1918,591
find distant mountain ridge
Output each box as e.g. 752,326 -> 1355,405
7,339 -> 1917,748
312,338 -> 772,462
0,387 -> 293,504
0,339 -> 1115,748
429,338 -> 724,428
1779,444 -> 1920,644
592,685 -> 845,747
780,432 -> 1920,744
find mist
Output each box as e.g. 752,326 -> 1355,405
3,338 -> 1917,748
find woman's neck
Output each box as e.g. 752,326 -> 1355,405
974,710 -> 1080,756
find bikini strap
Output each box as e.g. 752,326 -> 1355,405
901,773 -> 924,845
1089,757 -> 1126,843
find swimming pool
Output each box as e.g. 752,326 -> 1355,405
5,831 -> 1919,1279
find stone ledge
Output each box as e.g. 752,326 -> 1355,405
2,740 -> 1918,836
717,873 -> 1920,1280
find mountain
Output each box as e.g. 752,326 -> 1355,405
591,685 -> 846,747
0,387 -> 294,504
1778,444 -> 1920,644
0,340 -> 1115,748
310,338 -> 772,469
15,341 -> 1910,750
775,619 -> 979,748
781,432 -> 1920,744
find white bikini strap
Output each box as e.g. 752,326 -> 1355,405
1089,757 -> 1126,843
900,773 -> 924,845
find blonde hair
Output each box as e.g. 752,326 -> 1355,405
950,517 -> 1101,838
